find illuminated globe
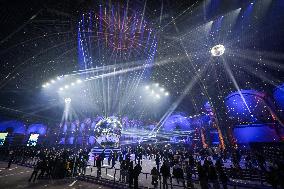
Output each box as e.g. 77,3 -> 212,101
94,116 -> 122,148
211,44 -> 225,56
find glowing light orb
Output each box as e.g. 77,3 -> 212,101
211,44 -> 225,56
65,98 -> 71,104
94,116 -> 122,148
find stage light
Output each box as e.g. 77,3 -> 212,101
51,79 -> 55,84
42,84 -> 46,88
64,85 -> 69,89
160,88 -> 165,92
76,79 -> 82,84
71,82 -> 75,86
57,76 -> 61,80
165,92 -> 169,96
211,44 -> 225,57
65,98 -> 71,104
156,94 -> 160,99
155,83 -> 159,87
145,85 -> 150,90
59,87 -> 64,91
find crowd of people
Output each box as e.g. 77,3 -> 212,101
0,143 -> 284,189
0,146 -> 89,182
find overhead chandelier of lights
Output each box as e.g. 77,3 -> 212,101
144,83 -> 169,99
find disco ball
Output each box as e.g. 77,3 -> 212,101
94,116 -> 122,148
211,44 -> 225,57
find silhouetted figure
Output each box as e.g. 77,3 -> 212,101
185,163 -> 194,189
197,163 -> 209,189
28,161 -> 41,182
7,151 -> 14,168
95,155 -> 102,178
208,165 -> 219,189
155,154 -> 160,171
133,163 -> 142,189
128,161 -> 134,188
151,167 -> 160,188
218,168 -> 228,189
160,162 -> 170,189
173,163 -> 185,186
111,155 -> 116,168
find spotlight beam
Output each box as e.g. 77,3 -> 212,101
150,63 -> 208,136
221,57 -> 252,114
83,56 -> 187,82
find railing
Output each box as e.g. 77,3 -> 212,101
0,156 -> 272,189
82,165 -> 272,189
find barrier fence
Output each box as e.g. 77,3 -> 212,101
0,155 -> 273,189
82,165 -> 272,189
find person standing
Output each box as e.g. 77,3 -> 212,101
218,167 -> 228,189
197,163 -> 209,189
134,151 -> 138,164
120,160 -> 126,182
208,165 -> 219,189
28,161 -> 41,182
108,152 -> 112,166
128,161 -> 134,188
155,154 -> 160,171
111,154 -> 116,168
96,155 -> 102,178
185,162 -> 194,189
133,163 -> 142,189
160,162 -> 170,189
151,166 -> 160,188
7,150 -> 14,168
119,153 -> 123,163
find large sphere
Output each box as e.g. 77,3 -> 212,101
273,84 -> 284,111
94,116 -> 122,147
163,112 -> 192,132
225,90 -> 273,123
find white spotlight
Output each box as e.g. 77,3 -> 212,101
57,76 -> 61,80
65,98 -> 71,104
45,82 -> 50,87
71,82 -> 75,86
145,85 -> 150,90
156,94 -> 160,99
76,79 -> 82,84
160,88 -> 165,92
165,92 -> 169,96
64,85 -> 69,89
59,87 -> 64,91
51,79 -> 55,84
211,44 -> 225,57
42,84 -> 46,88
155,83 -> 159,87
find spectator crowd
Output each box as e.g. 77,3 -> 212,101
0,143 -> 284,189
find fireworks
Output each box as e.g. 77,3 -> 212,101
78,3 -> 157,69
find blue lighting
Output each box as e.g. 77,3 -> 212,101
225,90 -> 272,123
27,124 -> 47,135
273,84 -> 284,111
